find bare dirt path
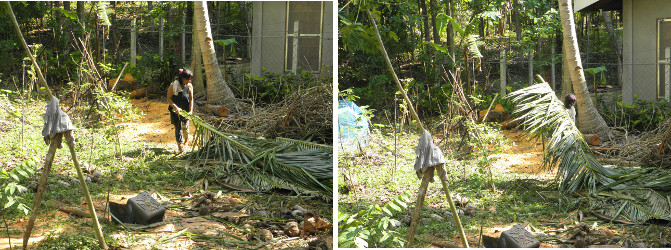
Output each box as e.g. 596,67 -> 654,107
119,98 -> 196,152
491,130 -> 556,178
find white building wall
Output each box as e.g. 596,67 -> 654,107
623,0 -> 671,103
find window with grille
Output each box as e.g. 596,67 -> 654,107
285,1 -> 323,72
658,18 -> 671,100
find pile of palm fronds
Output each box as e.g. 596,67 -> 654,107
211,84 -> 332,145
618,118 -> 671,167
183,112 -> 332,196
509,78 -> 671,224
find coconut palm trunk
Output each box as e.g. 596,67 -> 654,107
558,0 -> 612,139
194,1 -> 236,105
191,9 -> 205,95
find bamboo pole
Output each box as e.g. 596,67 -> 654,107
7,2 -> 53,100
405,167 -> 433,247
367,10 -> 425,133
22,133 -> 61,249
8,3 -> 107,249
65,131 -> 107,249
437,165 -> 469,248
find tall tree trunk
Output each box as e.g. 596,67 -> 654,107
446,0 -> 455,64
181,9 -> 186,65
562,40 -> 573,98
110,1 -> 118,62
191,9 -> 205,95
77,1 -> 84,28
430,0 -> 439,44
558,0 -> 611,139
513,0 -> 521,41
194,1 -> 236,105
430,0 -> 442,85
602,11 -> 622,86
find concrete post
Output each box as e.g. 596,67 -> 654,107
500,49 -> 507,94
181,14 -> 186,65
159,17 -> 164,61
665,47 -> 670,101
292,21 -> 299,73
528,51 -> 533,85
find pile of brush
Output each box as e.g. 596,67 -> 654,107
619,118 -> 671,167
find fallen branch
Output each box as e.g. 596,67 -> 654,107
43,200 -> 106,222
591,211 -> 637,225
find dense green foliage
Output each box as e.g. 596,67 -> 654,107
338,0 -> 629,128
339,191 -> 411,248
0,2 -> 251,92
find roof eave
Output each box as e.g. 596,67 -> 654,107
576,0 -> 622,12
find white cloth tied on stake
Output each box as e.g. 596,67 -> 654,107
41,96 -> 74,146
413,130 -> 447,182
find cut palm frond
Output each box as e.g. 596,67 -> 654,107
509,77 -> 671,224
508,79 -> 615,193
590,189 -> 671,223
182,112 -> 333,196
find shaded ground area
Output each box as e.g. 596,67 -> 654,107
339,127 -> 671,248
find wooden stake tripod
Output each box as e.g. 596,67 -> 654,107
405,165 -> 469,248
22,131 -> 107,249
5,3 -> 107,248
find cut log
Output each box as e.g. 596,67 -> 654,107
203,104 -> 229,117
123,73 -> 134,82
130,88 -> 148,98
108,80 -> 139,91
44,200 -> 106,222
493,103 -> 505,113
584,134 -> 601,146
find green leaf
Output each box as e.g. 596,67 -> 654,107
387,201 -> 402,213
388,31 -> 399,42
97,2 -> 111,26
381,206 -> 393,216
15,168 -> 28,179
424,41 -> 449,54
5,198 -> 16,209
52,8 -> 79,21
478,11 -> 501,20
214,38 -> 237,47
8,172 -> 19,181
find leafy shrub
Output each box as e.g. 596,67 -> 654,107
604,96 -> 671,133
239,68 -> 329,104
1,157 -> 38,216
126,51 -> 179,88
338,191 -> 410,248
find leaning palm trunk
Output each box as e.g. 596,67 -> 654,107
194,1 -> 236,105
182,111 -> 332,195
511,78 -> 671,224
558,0 -> 612,139
510,79 -> 615,193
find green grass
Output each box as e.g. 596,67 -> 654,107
338,124 -> 671,247
0,90 -> 333,248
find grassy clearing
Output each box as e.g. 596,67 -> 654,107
338,124 -> 671,248
0,90 -> 332,249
